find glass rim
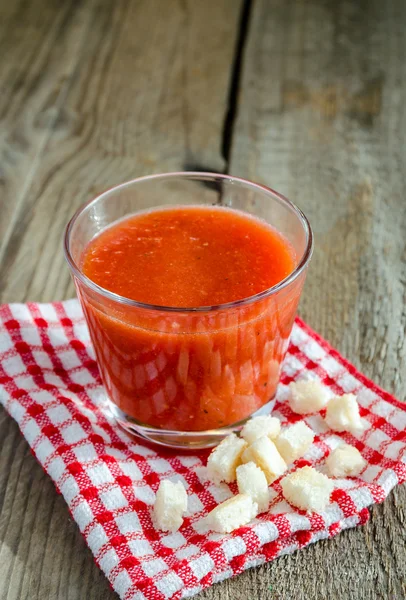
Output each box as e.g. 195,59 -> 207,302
63,171 -> 314,313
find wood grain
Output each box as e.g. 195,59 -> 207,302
0,0 -> 405,599
0,0 -> 87,257
0,0 -> 242,303
227,0 -> 406,598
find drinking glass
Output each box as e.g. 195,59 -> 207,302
64,172 -> 313,448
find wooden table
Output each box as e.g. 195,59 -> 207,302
1,0 -> 405,598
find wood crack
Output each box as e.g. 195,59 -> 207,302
222,0 -> 253,171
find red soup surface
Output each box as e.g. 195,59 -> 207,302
81,206 -> 301,431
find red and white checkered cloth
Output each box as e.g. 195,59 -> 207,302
0,300 -> 405,600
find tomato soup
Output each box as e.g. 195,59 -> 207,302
80,206 -> 301,431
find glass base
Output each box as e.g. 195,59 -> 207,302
108,397 -> 277,450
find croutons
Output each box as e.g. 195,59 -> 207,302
236,462 -> 270,513
325,394 -> 363,433
240,415 -> 281,445
289,380 -> 329,414
207,493 -> 258,533
326,444 -> 366,477
274,421 -> 314,464
153,480 -> 188,532
207,433 -> 247,484
281,466 -> 334,512
242,436 -> 287,483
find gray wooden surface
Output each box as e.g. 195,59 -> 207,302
0,0 -> 405,599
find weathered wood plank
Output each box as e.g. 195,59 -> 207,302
226,0 -> 406,598
0,1 -> 243,599
0,0 -> 242,303
0,0 -> 99,264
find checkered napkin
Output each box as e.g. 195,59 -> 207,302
0,300 -> 405,600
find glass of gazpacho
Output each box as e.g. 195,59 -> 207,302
64,173 -> 313,448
